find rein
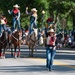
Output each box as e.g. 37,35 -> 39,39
29,34 -> 38,43
0,39 -> 7,45
12,35 -> 18,41
12,32 -> 22,42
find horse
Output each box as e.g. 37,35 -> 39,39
0,31 -> 8,59
8,30 -> 22,58
25,28 -> 38,57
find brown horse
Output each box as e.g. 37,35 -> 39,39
8,30 -> 22,58
0,31 -> 8,59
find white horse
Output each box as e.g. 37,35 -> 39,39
24,28 -> 46,57
25,28 -> 38,57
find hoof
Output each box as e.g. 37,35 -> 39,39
14,56 -> 17,59
14,55 -> 17,59
17,52 -> 20,58
17,55 -> 20,58
2,56 -> 5,59
0,56 -> 5,59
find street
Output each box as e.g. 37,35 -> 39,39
0,46 -> 75,75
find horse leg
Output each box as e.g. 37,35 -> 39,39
11,48 -> 13,57
0,49 -> 2,58
29,46 -> 31,57
34,47 -> 37,57
17,46 -> 20,58
2,48 -> 6,59
9,43 -> 13,57
14,46 -> 17,59
31,48 -> 33,57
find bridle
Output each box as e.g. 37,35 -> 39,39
11,31 -> 22,42
29,32 -> 38,43
0,39 -> 7,46
12,35 -> 18,41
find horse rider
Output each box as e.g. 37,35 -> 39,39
26,7 -> 37,34
0,14 -> 7,37
8,4 -> 21,32
46,16 -> 53,27
46,29 -> 56,71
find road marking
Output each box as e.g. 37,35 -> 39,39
5,52 -> 75,69
31,58 -> 75,69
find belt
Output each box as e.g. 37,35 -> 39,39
47,45 -> 55,47
47,45 -> 55,49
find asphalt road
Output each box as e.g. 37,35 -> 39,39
0,46 -> 75,75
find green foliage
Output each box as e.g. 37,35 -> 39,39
0,0 -> 75,30
0,0 -> 49,28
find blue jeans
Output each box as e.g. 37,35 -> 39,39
0,24 -> 6,35
46,47 -> 48,67
46,46 -> 56,70
29,22 -> 37,34
0,25 -> 2,35
12,17 -> 21,32
6,27 -> 12,34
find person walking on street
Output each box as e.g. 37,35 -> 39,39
8,4 -> 21,32
46,29 -> 56,71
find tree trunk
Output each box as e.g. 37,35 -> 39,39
73,13 -> 75,41
73,13 -> 75,30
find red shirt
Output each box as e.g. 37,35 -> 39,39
49,36 -> 56,46
46,18 -> 53,23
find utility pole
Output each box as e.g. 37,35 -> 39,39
42,10 -> 45,30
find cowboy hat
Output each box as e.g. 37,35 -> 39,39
13,4 -> 20,8
31,8 -> 37,12
47,29 -> 55,33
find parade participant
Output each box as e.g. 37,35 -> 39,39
46,16 -> 54,31
46,29 -> 56,71
26,7 -> 37,34
8,4 -> 21,32
46,16 -> 53,26
0,14 -> 7,37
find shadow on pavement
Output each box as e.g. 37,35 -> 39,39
0,65 -> 75,73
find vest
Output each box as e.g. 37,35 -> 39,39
13,9 -> 19,17
47,36 -> 56,46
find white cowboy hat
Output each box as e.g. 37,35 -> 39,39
47,29 -> 55,33
31,8 -> 37,12
13,4 -> 20,8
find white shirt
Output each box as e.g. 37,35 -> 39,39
0,19 -> 5,24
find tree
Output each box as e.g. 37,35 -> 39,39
0,0 -> 75,31
47,0 -> 75,31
